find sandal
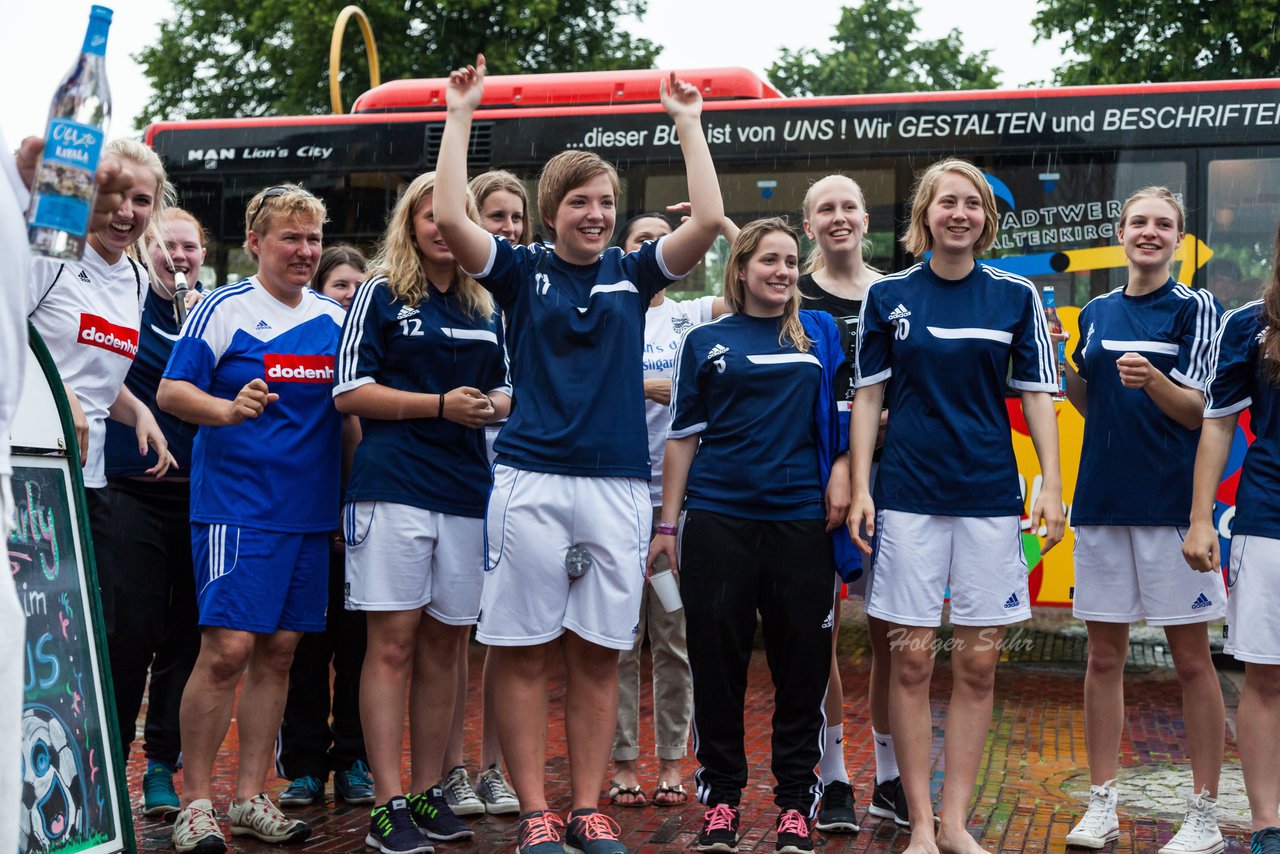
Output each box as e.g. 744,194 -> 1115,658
608,781 -> 647,807
651,782 -> 687,806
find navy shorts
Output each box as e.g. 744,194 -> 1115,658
191,523 -> 328,633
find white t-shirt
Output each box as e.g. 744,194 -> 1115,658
0,132 -> 31,479
643,294 -> 715,504
27,244 -> 148,488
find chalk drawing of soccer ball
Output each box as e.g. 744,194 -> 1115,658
19,705 -> 86,852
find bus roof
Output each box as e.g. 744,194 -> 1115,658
350,67 -> 784,112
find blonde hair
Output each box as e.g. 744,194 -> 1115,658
243,184 -> 327,260
537,150 -> 620,241
724,217 -> 811,353
470,170 -> 532,246
1118,186 -> 1186,233
900,159 -> 998,257
101,138 -> 174,257
369,172 -> 493,317
156,207 -> 207,247
802,174 -> 872,274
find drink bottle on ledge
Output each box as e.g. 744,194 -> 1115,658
27,5 -> 113,261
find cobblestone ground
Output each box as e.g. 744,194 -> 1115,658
129,605 -> 1250,853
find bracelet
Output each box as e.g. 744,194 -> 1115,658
656,521 -> 678,536
438,392 -> 446,418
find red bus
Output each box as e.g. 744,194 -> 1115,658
146,69 -> 1276,604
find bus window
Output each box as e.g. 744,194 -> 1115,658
977,156 -> 1189,307
1206,154 -> 1280,308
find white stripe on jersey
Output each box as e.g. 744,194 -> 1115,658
185,280 -> 255,340
443,327 -> 499,344
337,276 -> 383,389
746,353 -> 821,366
587,282 -> 639,299
1101,339 -> 1180,355
927,326 -> 1015,344
666,313 -> 734,440
1172,284 -> 1218,387
985,267 -> 1057,388
1204,300 -> 1261,417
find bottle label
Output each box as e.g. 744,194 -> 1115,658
29,119 -> 104,238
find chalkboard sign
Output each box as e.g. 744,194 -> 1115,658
9,327 -> 132,854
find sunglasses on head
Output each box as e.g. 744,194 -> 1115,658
248,186 -> 315,231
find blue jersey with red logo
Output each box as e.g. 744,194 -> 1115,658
1205,301 -> 1280,540
163,277 -> 346,532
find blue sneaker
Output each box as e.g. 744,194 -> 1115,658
279,775 -> 324,807
517,810 -> 566,854
409,786 -> 474,841
142,761 -> 180,817
564,809 -> 625,854
1253,827 -> 1280,854
367,797 -> 433,854
335,760 -> 376,805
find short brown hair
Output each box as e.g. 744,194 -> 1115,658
536,151 -> 620,241
900,159 -> 998,257
243,184 -> 327,260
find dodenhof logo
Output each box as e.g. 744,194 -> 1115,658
77,314 -> 139,358
264,354 -> 335,383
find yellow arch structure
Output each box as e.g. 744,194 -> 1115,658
329,5 -> 381,114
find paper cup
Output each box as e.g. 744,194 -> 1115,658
649,568 -> 682,612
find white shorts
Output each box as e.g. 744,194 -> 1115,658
1225,534 -> 1280,664
343,501 -> 484,624
478,465 -> 652,650
1072,525 -> 1226,625
865,509 -> 1030,627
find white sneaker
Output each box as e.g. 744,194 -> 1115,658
1158,789 -> 1225,854
442,765 -> 486,817
1065,780 -> 1119,849
476,763 -> 520,815
228,793 -> 311,844
172,799 -> 227,854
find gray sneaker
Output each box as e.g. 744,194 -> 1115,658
442,765 -> 485,817
476,764 -> 520,815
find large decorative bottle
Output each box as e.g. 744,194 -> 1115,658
27,5 -> 113,260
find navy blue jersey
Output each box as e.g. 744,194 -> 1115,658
163,278 -> 346,532
1205,301 -> 1280,539
855,261 -> 1057,517
468,235 -> 678,478
1071,280 -> 1219,526
670,312 -> 832,521
334,277 -> 510,518
104,286 -> 202,477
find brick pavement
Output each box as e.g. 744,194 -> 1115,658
128,607 -> 1250,853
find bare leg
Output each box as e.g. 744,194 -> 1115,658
177,627 -> 255,804
1082,621 -> 1130,786
868,614 -> 893,734
362,610 -> 422,802
888,624 -> 940,854
442,629 -> 469,775
935,625 -> 1003,854
408,615 -> 465,793
490,643 -> 553,811
479,646 -> 503,769
1238,663 -> 1280,833
235,630 -> 302,802
1163,622 -> 1225,797
564,632 -> 622,812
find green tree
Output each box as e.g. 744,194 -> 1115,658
768,0 -> 1000,96
135,0 -> 661,126
1033,0 -> 1280,84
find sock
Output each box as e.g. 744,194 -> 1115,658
146,758 -> 174,773
873,729 -> 899,784
817,724 -> 849,784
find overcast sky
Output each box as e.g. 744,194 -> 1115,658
1,0 -> 1069,145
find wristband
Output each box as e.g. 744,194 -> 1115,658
656,521 -> 678,536
438,393 -> 446,418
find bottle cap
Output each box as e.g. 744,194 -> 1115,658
83,6 -> 113,57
